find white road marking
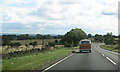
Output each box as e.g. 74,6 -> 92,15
102,54 -> 104,56
106,57 -> 116,65
42,54 -> 74,72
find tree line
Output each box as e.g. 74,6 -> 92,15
2,34 -> 64,40
2,29 -> 119,47
88,32 -> 118,45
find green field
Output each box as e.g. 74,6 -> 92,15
2,39 -> 62,55
100,45 -> 120,53
114,38 -> 119,40
2,47 -> 73,70
11,39 -> 61,45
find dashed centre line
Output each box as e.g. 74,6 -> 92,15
102,53 -> 104,56
100,53 -> 117,66
106,57 -> 116,65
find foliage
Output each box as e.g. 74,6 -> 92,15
32,41 -> 37,47
25,44 -> 28,47
88,34 -> 92,38
48,41 -> 55,47
2,34 -> 64,41
61,28 -> 87,47
9,42 -> 21,47
29,42 -> 33,45
104,33 -> 115,45
2,35 -> 16,40
2,36 -> 11,46
117,35 -> 120,49
29,41 -> 37,47
54,40 -> 59,44
94,34 -> 104,42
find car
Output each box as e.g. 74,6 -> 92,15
79,39 -> 91,53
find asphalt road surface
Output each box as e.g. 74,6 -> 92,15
43,43 -> 119,72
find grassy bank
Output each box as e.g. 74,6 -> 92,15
100,45 -> 120,53
2,47 -> 73,70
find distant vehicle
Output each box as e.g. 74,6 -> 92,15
79,39 -> 91,53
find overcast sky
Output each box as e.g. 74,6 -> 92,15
0,0 -> 119,35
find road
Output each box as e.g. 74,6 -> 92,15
43,43 -> 119,72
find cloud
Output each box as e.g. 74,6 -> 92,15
101,11 -> 117,15
30,6 -> 49,18
0,0 -> 119,35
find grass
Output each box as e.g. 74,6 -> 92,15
72,46 -> 79,49
100,44 -> 120,53
114,38 -> 119,40
0,59 -> 1,71
0,46 -> 1,54
2,47 -> 73,70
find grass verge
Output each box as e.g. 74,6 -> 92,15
100,45 -> 120,53
2,47 -> 73,70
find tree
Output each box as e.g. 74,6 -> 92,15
118,35 -> 120,49
2,36 -> 11,46
29,42 -> 33,45
25,44 -> 28,48
61,28 -> 87,47
17,34 -> 30,40
15,42 -> 21,48
36,34 -> 43,39
104,33 -> 115,45
9,42 -> 14,47
32,41 -> 37,47
94,34 -> 103,42
55,40 -> 58,44
88,34 -> 92,38
48,41 -> 55,47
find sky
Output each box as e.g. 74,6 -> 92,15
0,0 -> 119,35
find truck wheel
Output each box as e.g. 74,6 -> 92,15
80,51 -> 82,53
72,51 -> 74,53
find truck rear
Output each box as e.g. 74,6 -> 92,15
79,39 -> 91,53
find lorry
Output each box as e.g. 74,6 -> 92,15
79,39 -> 91,53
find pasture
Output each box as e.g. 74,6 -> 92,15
2,39 -> 62,55
11,39 -> 61,45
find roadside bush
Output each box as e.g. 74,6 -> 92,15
64,43 -> 73,47
29,41 -> 37,47
50,47 -> 54,52
48,41 -> 55,47
29,42 -> 32,45
32,41 -> 37,47
8,42 -> 21,48
25,44 -> 28,47
55,40 -> 59,44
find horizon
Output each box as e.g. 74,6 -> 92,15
0,32 -> 118,36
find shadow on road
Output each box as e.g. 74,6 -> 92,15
72,51 -> 90,53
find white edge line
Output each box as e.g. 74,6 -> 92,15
106,57 -> 116,65
42,54 -> 74,72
